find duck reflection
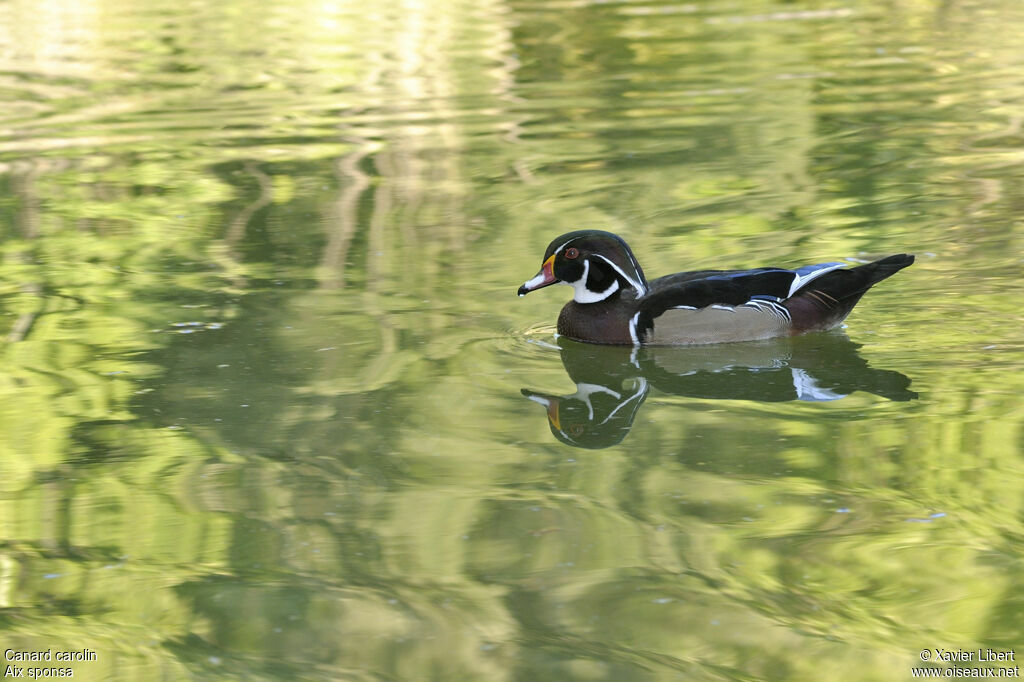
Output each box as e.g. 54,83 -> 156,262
522,333 -> 916,448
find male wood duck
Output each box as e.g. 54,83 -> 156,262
517,230 -> 913,345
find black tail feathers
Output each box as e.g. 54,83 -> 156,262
861,254 -> 915,288
802,254 -> 914,303
786,254 -> 914,332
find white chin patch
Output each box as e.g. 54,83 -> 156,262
570,259 -> 620,303
572,277 -> 619,303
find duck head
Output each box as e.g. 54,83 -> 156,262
517,230 -> 649,303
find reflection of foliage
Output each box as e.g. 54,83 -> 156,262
1,0 -> 1023,680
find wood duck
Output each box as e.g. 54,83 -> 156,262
517,230 -> 914,345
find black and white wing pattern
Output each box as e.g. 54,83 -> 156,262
632,263 -> 847,345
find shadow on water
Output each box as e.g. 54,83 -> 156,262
523,332 -> 916,449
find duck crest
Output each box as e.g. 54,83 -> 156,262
550,230 -> 648,298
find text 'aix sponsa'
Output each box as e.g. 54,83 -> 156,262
518,230 -> 913,345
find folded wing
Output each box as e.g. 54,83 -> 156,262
632,260 -> 901,345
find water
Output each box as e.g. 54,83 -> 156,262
1,0 -> 1023,680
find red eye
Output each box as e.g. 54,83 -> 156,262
565,247 -> 579,259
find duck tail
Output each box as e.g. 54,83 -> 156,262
785,254 -> 914,332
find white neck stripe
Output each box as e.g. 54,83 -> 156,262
571,259 -> 621,303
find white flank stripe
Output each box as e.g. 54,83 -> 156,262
629,311 -> 641,346
741,299 -> 791,321
787,263 -> 847,298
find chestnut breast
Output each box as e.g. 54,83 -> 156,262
557,298 -> 636,345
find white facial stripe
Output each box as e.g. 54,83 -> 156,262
553,238 -> 575,256
592,253 -> 646,297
